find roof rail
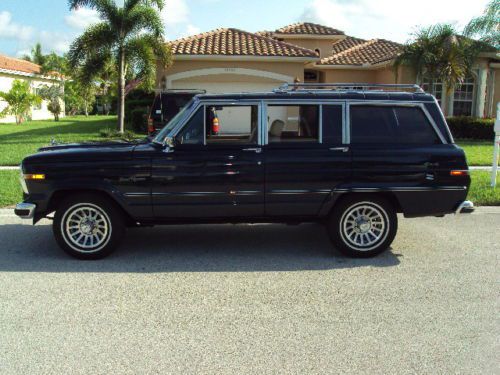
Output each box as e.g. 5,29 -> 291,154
274,82 -> 424,93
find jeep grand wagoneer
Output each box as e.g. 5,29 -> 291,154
15,83 -> 474,259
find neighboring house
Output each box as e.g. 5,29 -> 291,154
157,22 -> 500,118
0,54 -> 64,123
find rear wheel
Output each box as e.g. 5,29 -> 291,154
53,194 -> 125,260
327,195 -> 397,258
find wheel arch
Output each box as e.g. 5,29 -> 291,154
321,191 -> 403,217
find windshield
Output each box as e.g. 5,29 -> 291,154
153,98 -> 197,143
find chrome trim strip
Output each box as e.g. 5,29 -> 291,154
319,104 -> 323,144
268,189 -> 331,195
333,186 -> 467,193
149,191 -> 262,197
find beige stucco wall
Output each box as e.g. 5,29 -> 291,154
320,65 -> 415,85
279,38 -> 338,58
0,72 -> 64,123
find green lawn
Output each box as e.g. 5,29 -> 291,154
456,139 -> 495,166
0,116 -> 122,166
0,170 -> 22,207
1,170 -> 498,208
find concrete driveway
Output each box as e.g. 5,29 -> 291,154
0,209 -> 498,374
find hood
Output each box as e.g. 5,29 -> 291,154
23,141 -> 138,165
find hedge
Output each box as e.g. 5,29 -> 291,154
130,108 -> 149,133
446,116 -> 495,140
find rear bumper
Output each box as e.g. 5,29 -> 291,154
14,202 -> 36,219
455,200 -> 474,214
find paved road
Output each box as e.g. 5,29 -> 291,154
0,209 -> 498,374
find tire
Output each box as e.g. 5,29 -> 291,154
53,193 -> 125,260
327,195 -> 397,258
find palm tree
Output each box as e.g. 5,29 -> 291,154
394,24 -> 480,108
68,0 -> 171,133
22,42 -> 46,66
465,0 -> 499,48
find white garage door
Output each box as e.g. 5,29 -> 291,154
170,81 -> 282,94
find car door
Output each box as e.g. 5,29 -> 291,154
263,101 -> 351,216
151,101 -> 265,218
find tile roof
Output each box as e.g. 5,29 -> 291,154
0,54 -> 41,74
274,22 -> 344,36
319,38 -> 402,66
169,28 -> 318,58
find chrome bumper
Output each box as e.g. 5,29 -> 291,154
14,202 -> 36,219
455,200 -> 474,214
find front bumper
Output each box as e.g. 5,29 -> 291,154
455,200 -> 474,214
14,202 -> 36,219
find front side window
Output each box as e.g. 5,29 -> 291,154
176,104 -> 259,146
350,105 -> 440,144
267,105 -> 319,143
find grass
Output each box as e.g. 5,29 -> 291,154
0,170 -> 22,207
0,115 -> 141,166
1,170 -> 498,208
456,139 -> 495,166
467,171 -> 500,206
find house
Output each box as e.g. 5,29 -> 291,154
0,54 -> 64,123
157,22 -> 500,118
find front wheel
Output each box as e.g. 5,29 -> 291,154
327,195 -> 397,258
53,194 -> 125,260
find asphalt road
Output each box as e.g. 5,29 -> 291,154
0,209 -> 498,374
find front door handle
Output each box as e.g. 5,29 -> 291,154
243,147 -> 262,153
329,147 -> 349,153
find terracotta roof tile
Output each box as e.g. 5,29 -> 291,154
170,28 -> 318,58
274,22 -> 344,36
0,54 -> 41,74
319,38 -> 401,66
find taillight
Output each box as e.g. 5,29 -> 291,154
450,170 -> 469,177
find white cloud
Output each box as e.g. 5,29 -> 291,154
65,8 -> 101,30
299,0 -> 489,43
161,0 -> 200,40
0,11 -> 34,42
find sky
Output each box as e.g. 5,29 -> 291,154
0,0 -> 490,58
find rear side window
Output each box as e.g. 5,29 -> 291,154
350,105 -> 440,144
267,105 -> 319,143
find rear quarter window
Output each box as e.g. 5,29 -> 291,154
350,105 -> 440,144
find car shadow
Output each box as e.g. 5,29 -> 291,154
0,223 -> 401,273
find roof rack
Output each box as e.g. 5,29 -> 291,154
274,83 -> 424,93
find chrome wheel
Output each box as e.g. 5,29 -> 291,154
340,202 -> 389,251
61,203 -> 112,253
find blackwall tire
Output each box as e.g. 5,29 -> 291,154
327,195 -> 397,258
53,194 -> 125,260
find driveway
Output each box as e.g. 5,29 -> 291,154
0,209 -> 498,374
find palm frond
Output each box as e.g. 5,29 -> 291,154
68,22 -> 116,68
124,4 -> 165,37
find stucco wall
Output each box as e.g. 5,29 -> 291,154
280,38 -> 338,58
492,68 -> 500,118
321,65 -> 415,85
0,72 -> 64,123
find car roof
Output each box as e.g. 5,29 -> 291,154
195,90 -> 436,102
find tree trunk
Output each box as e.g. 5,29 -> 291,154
84,100 -> 89,117
117,49 -> 126,134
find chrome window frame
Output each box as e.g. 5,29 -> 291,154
171,99 -> 263,146
347,101 -> 448,144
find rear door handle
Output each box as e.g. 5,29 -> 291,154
243,147 -> 262,153
329,147 -> 349,153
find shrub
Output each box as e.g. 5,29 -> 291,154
125,99 -> 151,121
446,116 -> 495,140
130,108 -> 148,133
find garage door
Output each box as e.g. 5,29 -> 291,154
169,81 -> 282,94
